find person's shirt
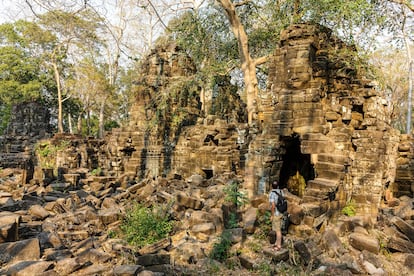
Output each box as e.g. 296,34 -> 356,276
269,188 -> 283,216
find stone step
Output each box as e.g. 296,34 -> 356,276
303,188 -> 330,198
317,154 -> 349,165
315,161 -> 345,172
314,169 -> 344,181
307,178 -> 338,191
301,195 -> 327,204
300,203 -> 324,218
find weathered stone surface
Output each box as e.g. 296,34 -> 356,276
113,265 -> 144,276
53,257 -> 83,275
176,192 -> 203,210
0,260 -> 54,275
136,254 -> 170,266
263,247 -> 289,262
29,204 -> 50,220
391,216 -> 414,242
98,208 -> 121,225
190,222 -> 216,236
404,254 -> 414,270
387,236 -> 414,253
0,238 -> 40,264
242,207 -> 257,234
138,238 -> 171,255
288,203 -> 304,225
321,229 -> 346,257
349,233 -> 380,254
0,211 -> 20,242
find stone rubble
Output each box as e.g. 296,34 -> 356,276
0,23 -> 413,275
0,169 -> 412,275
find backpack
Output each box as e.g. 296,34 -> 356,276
273,190 -> 287,213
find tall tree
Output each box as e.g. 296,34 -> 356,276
0,20 -> 57,133
38,9 -> 103,133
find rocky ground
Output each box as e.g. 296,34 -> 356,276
0,167 -> 413,275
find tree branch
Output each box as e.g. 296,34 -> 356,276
254,55 -> 270,66
147,0 -> 171,32
389,0 -> 414,13
234,0 -> 251,8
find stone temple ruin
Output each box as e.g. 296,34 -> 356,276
0,24 -> 413,221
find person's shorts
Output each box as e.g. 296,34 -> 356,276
272,214 -> 282,231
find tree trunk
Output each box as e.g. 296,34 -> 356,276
68,113 -> 73,134
98,99 -> 106,138
52,61 -> 64,133
218,0 -> 259,125
402,11 -> 413,134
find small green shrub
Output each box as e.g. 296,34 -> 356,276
227,212 -> 239,229
342,200 -> 356,216
120,203 -> 174,248
223,180 -> 248,208
34,140 -> 70,168
91,167 -> 102,176
210,230 -> 232,262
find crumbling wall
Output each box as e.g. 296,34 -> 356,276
251,23 -> 402,219
0,102 -> 51,181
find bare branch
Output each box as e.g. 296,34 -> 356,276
24,0 -> 41,18
147,0 -> 171,31
254,55 -> 270,66
234,0 -> 251,8
388,0 -> 414,13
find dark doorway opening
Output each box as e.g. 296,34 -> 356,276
202,169 -> 214,179
279,136 -> 315,190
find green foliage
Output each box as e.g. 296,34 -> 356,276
227,212 -> 239,229
34,140 -> 70,168
120,203 -> 174,248
209,230 -> 232,262
223,180 -> 248,208
255,260 -> 272,274
342,200 -> 356,216
252,210 -> 273,243
91,167 -> 102,176
108,230 -> 116,239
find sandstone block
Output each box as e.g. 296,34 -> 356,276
287,203 -> 304,225
76,248 -> 112,264
349,233 -> 380,254
0,238 -> 40,264
321,229 -> 346,257
1,260 -> 54,275
263,247 -> 289,262
404,254 -> 414,270
191,222 -> 216,236
98,208 -> 121,225
138,238 -> 171,255
176,192 -> 203,210
136,254 -> 170,266
29,204 -> 50,220
0,211 -> 20,242
387,236 -> 414,253
242,207 -> 257,234
113,265 -> 144,276
391,216 -> 414,242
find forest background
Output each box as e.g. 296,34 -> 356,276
0,0 -> 413,138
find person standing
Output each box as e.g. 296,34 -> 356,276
269,180 -> 284,251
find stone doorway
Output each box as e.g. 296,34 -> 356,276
279,136 -> 315,196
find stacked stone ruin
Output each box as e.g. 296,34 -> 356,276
0,24 -> 413,221
0,23 -> 414,275
248,24 -> 404,222
0,102 -> 51,182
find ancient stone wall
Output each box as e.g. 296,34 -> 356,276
250,24 -> 402,219
1,24 -> 412,222
0,102 -> 51,178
